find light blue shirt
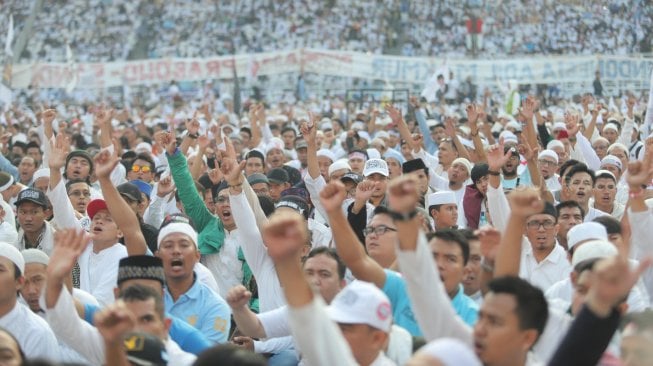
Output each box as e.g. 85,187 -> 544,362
164,277 -> 231,344
382,269 -> 422,336
501,169 -> 533,190
451,284 -> 479,326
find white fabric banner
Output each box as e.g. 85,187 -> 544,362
8,49 -> 653,90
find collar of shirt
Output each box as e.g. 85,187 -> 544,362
165,275 -> 201,303
523,242 -> 568,265
0,301 -> 21,326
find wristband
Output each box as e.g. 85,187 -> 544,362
488,170 -> 501,176
388,209 -> 419,222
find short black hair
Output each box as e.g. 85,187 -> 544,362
193,344 -> 267,366
281,127 -> 296,136
426,229 -> 470,265
240,127 -> 252,138
132,153 -> 155,170
593,215 -> 622,235
564,164 -> 595,186
372,205 -> 392,218
303,247 -> 346,280
559,159 -> 582,180
487,276 -> 549,342
595,171 -> 617,184
118,284 -> 165,321
458,228 -> 479,241
555,201 -> 585,220
65,178 -> 90,194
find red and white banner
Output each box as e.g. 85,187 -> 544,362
8,49 -> 653,90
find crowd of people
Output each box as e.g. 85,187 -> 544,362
2,0 -> 652,63
0,76 -> 652,366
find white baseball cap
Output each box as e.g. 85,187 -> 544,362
363,159 -> 389,177
427,191 -> 457,207
571,239 -> 617,267
567,222 -> 608,251
328,280 -> 392,332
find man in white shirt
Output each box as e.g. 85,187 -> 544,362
562,164 -> 606,222
0,242 -> 59,362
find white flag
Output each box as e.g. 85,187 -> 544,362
4,14 -> 13,58
65,43 -> 78,93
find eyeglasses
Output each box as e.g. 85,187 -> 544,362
363,225 -> 397,237
538,159 -> 557,167
131,165 -> 152,173
526,220 -> 555,230
68,190 -> 91,198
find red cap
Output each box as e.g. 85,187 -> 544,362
557,130 -> 569,139
86,199 -> 108,220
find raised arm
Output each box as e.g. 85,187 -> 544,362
95,149 -> 147,256
96,108 -> 114,148
466,104 -> 487,163
302,115 -> 321,180
190,133 -> 210,180
320,181 -> 387,288
47,133 -> 83,231
226,285 -> 267,339
387,104 -> 417,152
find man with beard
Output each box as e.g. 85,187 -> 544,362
537,150 -> 560,191
500,146 -> 532,191
563,164 -> 606,222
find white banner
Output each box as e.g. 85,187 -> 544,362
7,49 -> 653,90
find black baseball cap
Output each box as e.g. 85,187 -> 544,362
118,182 -> 143,203
15,188 -> 48,208
267,168 -> 289,184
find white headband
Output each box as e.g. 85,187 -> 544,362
157,223 -> 198,249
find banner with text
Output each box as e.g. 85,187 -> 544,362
8,49 -> 653,90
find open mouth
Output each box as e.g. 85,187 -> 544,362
93,227 -> 103,233
171,258 -> 183,268
221,210 -> 231,218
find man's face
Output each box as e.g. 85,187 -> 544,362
251,182 -> 270,196
556,207 -> 583,243
156,232 -> 200,281
0,329 -> 22,366
538,157 -> 557,180
215,190 -> 235,229
18,158 -> 36,183
474,176 -> 489,195
593,177 -> 617,208
90,209 -> 123,244
317,157 -> 332,179
281,131 -> 295,149
525,213 -> 558,253
266,149 -> 285,169
410,169 -> 429,195
551,146 -> 568,167
431,126 -> 446,144
296,147 -> 308,167
431,204 -> 458,229
386,159 -> 402,179
463,240 -> 482,296
33,177 -> 49,193
610,147 -> 629,172
567,172 -> 593,205
67,182 -> 91,214
27,147 -> 42,165
16,202 -> 47,235
348,157 -> 365,174
124,298 -> 169,340
0,257 -> 20,307
473,292 -> 537,365
303,254 -> 344,304
364,214 -> 397,268
448,163 -> 469,184
245,157 -> 265,176
65,156 -> 91,180
20,263 -> 46,312
128,159 -> 154,183
603,128 -> 618,144
338,323 -> 386,366
429,238 -> 465,296
592,141 -> 609,160
502,154 -> 520,175
365,174 -> 387,199
239,132 -> 251,146
269,182 -> 289,202
437,141 -> 457,166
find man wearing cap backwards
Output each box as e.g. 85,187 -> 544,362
117,182 -> 160,253
13,188 -> 55,254
43,230 -> 196,365
262,208 -> 396,366
485,143 -> 570,290
0,242 -> 59,361
47,134 -> 148,305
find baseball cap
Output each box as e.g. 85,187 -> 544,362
87,199 -> 109,220
247,173 -> 269,186
341,172 -> 363,185
295,139 -> 308,150
118,182 -> 143,203
124,332 -> 169,366
567,222 -> 608,251
363,159 -> 389,177
267,168 -> 290,184
14,188 -> 48,208
275,195 -> 310,220
328,280 -> 392,332
129,180 -> 153,199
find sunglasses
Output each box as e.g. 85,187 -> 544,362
131,165 -> 152,173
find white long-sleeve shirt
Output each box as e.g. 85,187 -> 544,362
628,207 -> 653,298
0,302 -> 59,362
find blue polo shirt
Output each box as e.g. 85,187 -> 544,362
451,285 -> 479,326
84,304 -> 211,355
382,269 -> 422,336
164,277 -> 231,344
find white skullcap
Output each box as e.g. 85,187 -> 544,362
427,191 -> 457,207
571,239 -> 617,267
451,158 -> 472,175
367,148 -> 381,160
547,140 -> 565,151
603,124 -> 618,133
265,138 -> 285,154
567,222 -> 608,251
284,160 -> 301,170
417,338 -> 482,366
135,142 -> 153,154
0,242 -> 25,274
607,142 -> 628,155
351,122 -> 366,131
499,130 -> 518,145
370,138 -> 386,148
316,149 -> 336,163
506,121 -> 522,131
21,248 -> 49,266
32,168 -> 50,181
328,159 -> 351,176
600,155 -> 622,170
538,149 -> 559,163
374,131 -> 390,140
357,131 -> 371,142
553,122 -> 567,131
426,119 -> 438,127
